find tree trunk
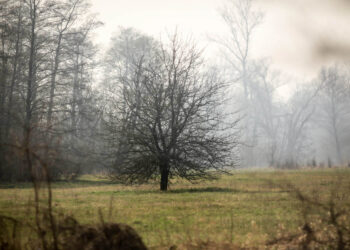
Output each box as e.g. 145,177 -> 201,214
331,96 -> 343,165
0,56 -> 7,179
23,1 -> 37,180
5,4 -> 22,139
333,125 -> 343,165
0,55 -> 7,146
71,47 -> 80,139
160,163 -> 169,191
47,33 -> 62,128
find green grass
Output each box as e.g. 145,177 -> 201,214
1,169 -> 349,249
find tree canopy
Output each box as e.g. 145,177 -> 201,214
103,30 -> 238,190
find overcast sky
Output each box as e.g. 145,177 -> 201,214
91,0 -> 350,81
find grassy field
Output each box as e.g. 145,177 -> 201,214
0,169 -> 349,249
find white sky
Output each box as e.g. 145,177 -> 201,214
91,0 -> 350,83
91,0 -> 222,47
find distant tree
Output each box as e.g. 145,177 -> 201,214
217,0 -> 263,167
315,66 -> 350,165
103,31 -> 238,191
100,28 -> 157,170
280,85 -> 319,167
248,61 -> 284,166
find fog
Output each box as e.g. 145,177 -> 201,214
0,0 -> 349,183
1,2 -> 350,248
92,0 -> 350,78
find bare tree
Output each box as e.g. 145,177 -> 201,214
314,66 -> 350,165
22,0 -> 56,180
103,32 -> 238,191
0,0 -> 102,180
248,61 -> 284,166
218,0 -> 263,167
46,0 -> 86,128
279,86 -> 319,167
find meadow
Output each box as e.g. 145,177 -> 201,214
0,169 -> 349,249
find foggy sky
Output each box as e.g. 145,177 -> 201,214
91,0 -> 350,80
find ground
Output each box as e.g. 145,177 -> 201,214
0,169 -> 349,249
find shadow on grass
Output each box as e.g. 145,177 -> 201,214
0,182 -> 290,195
168,187 -> 236,193
56,179 -> 116,187
89,187 -> 238,196
168,186 -> 291,194
0,179 -> 117,189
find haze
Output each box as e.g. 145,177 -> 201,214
92,0 -> 350,80
1,0 -> 350,248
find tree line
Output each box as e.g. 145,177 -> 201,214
217,0 -> 350,168
0,0 -> 349,190
0,0 -> 101,181
0,0 -> 238,191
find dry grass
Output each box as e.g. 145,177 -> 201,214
0,168 -> 349,249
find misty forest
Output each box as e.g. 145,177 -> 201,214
0,0 -> 350,249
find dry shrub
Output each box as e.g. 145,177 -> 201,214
59,218 -> 147,250
0,216 -> 21,250
0,214 -> 147,250
0,136 -> 147,250
267,177 -> 350,249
